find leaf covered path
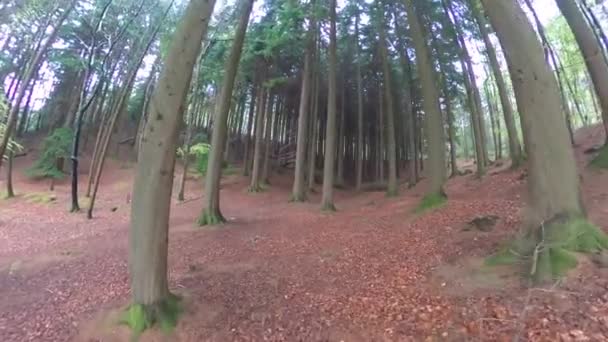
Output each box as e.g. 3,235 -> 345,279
1,127 -> 608,341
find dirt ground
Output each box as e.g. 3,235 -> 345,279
1,126 -> 608,341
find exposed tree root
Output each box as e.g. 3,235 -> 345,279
248,185 -> 264,193
486,216 -> 608,283
197,210 -> 226,226
121,293 -> 182,336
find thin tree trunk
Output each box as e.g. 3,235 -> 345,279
405,0 -> 446,197
242,87 -> 256,176
249,85 -> 268,192
471,0 -> 523,166
378,19 -> 398,196
261,96 -> 275,184
555,0 -> 608,143
355,12 -> 364,191
321,0 -> 338,211
6,150 -> 14,198
199,0 -> 253,224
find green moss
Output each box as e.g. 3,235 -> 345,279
415,193 -> 447,213
23,192 -> 57,204
248,184 -> 266,193
321,202 -> 337,212
289,193 -> 307,203
121,293 -> 182,338
197,210 -> 226,226
485,217 -> 608,283
590,145 -> 608,169
386,188 -> 399,198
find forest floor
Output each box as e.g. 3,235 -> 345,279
1,126 -> 608,342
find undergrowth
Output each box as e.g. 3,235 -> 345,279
486,217 -> 608,283
121,293 -> 182,338
590,145 -> 608,169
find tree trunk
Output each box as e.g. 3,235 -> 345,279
471,0 -> 523,166
556,0 -> 608,143
199,0 -> 253,224
482,0 -> 603,282
405,0 -> 447,198
262,96 -> 275,184
308,62 -> 320,191
292,5 -> 316,201
443,0 -> 485,176
6,150 -> 14,198
321,0 -> 338,211
355,12 -> 364,191
249,85 -> 268,192
0,2 -> 76,167
129,0 -> 215,319
242,87 -> 256,176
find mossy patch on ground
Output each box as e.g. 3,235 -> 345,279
23,192 -> 57,204
486,217 -> 608,283
197,210 -> 226,226
415,193 -> 447,213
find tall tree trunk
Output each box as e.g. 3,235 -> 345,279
321,0 -> 338,211
471,0 -> 523,166
482,0 -> 604,282
129,0 -> 215,320
555,0 -> 608,143
199,0 -> 253,224
308,62 -> 320,191
394,14 -> 417,187
443,0 -> 485,176
0,2 -> 76,167
378,20 -> 398,196
261,95 -> 275,184
292,4 -> 316,201
405,0 -> 447,199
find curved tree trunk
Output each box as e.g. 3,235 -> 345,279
129,0 -> 216,317
321,0 -> 338,211
555,0 -> 608,144
199,0 -> 253,225
481,0 -> 599,282
405,0 -> 447,198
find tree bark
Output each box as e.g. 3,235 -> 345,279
129,0 -> 215,313
355,12 -> 364,191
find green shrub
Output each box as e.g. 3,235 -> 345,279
590,145 -> 608,169
26,128 -> 73,180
